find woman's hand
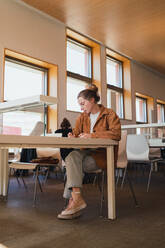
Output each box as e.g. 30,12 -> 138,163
68,132 -> 75,138
78,133 -> 92,138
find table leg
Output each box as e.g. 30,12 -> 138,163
106,146 -> 116,220
0,149 -> 9,198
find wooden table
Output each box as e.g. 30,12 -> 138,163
0,134 -> 118,220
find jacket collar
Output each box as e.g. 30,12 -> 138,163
97,104 -> 109,117
83,104 -> 109,119
82,105 -> 110,132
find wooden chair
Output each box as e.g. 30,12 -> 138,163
98,131 -> 138,216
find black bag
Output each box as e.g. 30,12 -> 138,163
160,148 -> 165,159
20,148 -> 37,162
16,149 -> 37,176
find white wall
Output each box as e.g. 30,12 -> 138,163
130,62 -> 165,123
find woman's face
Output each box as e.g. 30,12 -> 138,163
78,97 -> 94,114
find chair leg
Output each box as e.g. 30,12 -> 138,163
64,173 -> 67,187
33,166 -> 43,206
44,167 -> 50,185
37,176 -> 43,192
147,163 -> 153,192
126,172 -> 138,207
100,171 -> 105,217
20,170 -> 28,190
93,174 -> 97,185
97,173 -> 102,192
121,167 -> 127,189
116,169 -> 120,187
13,169 -> 21,186
21,176 -> 28,190
6,167 -> 12,199
33,166 -> 39,207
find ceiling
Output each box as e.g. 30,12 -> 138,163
21,0 -> 165,75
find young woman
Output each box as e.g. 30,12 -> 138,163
58,84 -> 121,219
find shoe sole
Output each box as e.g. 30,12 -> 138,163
57,211 -> 81,220
61,202 -> 87,215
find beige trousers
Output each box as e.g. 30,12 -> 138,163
63,149 -> 99,199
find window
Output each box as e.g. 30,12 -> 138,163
157,103 -> 165,123
106,56 -> 124,118
3,56 -> 48,135
4,57 -> 47,100
67,38 -> 92,112
136,96 -> 147,123
107,90 -> 124,118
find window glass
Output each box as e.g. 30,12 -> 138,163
4,60 -> 45,101
107,89 -> 123,118
67,39 -> 91,77
157,103 -> 165,123
106,56 -> 123,118
2,58 -> 47,135
136,97 -> 147,123
106,57 -> 122,88
67,77 -> 88,112
67,38 -> 92,112
2,111 -> 43,136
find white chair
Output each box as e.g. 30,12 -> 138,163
29,121 -> 44,136
126,134 -> 161,192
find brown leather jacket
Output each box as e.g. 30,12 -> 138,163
73,104 -> 121,169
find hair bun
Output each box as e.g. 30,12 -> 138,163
78,83 -> 100,103
87,84 -> 98,93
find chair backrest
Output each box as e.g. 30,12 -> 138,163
29,121 -> 44,136
126,134 -> 149,161
117,130 -> 127,168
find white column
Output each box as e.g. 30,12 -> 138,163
0,149 -> 9,197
